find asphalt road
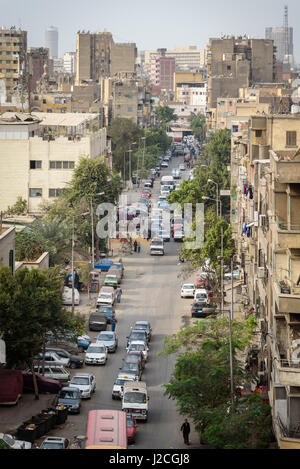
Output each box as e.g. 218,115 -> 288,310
43,155 -> 201,449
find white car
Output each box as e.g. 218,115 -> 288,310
161,161 -> 169,168
62,287 -> 80,306
224,269 -> 240,280
69,373 -> 96,399
194,289 -> 209,302
127,340 -> 149,362
97,292 -> 115,306
179,164 -> 185,171
85,343 -> 108,366
0,433 -> 32,449
112,375 -> 135,400
34,351 -> 70,367
181,283 -> 196,298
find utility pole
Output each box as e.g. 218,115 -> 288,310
90,198 -> 95,270
228,306 -> 234,402
221,226 -> 224,317
71,220 -> 75,316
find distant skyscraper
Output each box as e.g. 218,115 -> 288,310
265,6 -> 294,65
45,26 -> 58,58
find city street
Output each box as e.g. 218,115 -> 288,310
40,157 -> 202,449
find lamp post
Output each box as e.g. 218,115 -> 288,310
208,179 -> 219,217
202,196 -> 222,218
141,137 -> 146,171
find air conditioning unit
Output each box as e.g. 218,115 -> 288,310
257,267 -> 266,278
259,215 -> 266,227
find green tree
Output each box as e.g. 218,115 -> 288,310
155,105 -> 178,125
188,113 -> 206,143
159,315 -> 272,448
5,196 -> 27,216
0,265 -> 83,369
108,117 -> 143,174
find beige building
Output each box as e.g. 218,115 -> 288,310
0,112 -> 107,215
144,46 -> 206,73
0,27 -> 27,102
0,226 -> 15,273
206,37 -> 276,111
75,31 -> 136,85
231,113 -> 300,448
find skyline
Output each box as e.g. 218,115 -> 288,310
1,0 -> 299,62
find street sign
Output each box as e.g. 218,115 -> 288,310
220,190 -> 231,196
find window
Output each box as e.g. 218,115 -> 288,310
49,188 -> 62,198
128,106 -> 133,112
227,65 -> 231,71
30,160 -> 42,169
286,131 -> 297,147
255,130 -> 262,138
49,161 -> 75,169
29,188 -> 42,197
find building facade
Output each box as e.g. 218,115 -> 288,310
45,26 -> 58,59
0,27 -> 27,102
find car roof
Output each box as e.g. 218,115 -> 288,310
129,340 -> 147,345
135,321 -> 149,326
71,373 -> 92,378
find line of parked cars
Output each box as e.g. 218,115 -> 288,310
181,272 -> 218,319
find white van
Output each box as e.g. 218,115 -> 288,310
194,289 -> 208,302
62,287 -> 80,305
122,381 -> 149,421
161,175 -> 174,186
150,237 -> 164,256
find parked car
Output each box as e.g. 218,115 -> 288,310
179,164 -> 185,171
77,335 -> 91,352
224,268 -> 240,280
127,329 -> 148,347
97,286 -> 115,306
39,437 -> 69,449
111,261 -> 124,277
191,301 -> 217,318
127,341 -> 149,362
109,268 -> 122,284
85,343 -> 108,365
93,258 -> 113,272
194,288 -> 209,302
31,365 -> 70,383
119,362 -> 141,381
69,373 -> 96,399
96,331 -> 118,353
57,386 -> 81,414
97,305 -> 116,324
88,311 -> 108,331
112,375 -> 135,400
144,180 -> 153,188
126,414 -> 138,444
62,286 -> 80,306
22,371 -> 62,394
126,350 -> 146,370
104,274 -> 118,289
45,348 -> 84,369
0,433 -> 32,449
181,283 -> 196,298
34,351 -> 70,368
132,321 -> 152,341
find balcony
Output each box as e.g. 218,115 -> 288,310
276,359 -> 300,386
274,280 -> 300,314
270,150 -> 300,184
276,222 -> 300,249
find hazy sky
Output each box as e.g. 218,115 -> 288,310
1,0 -> 299,61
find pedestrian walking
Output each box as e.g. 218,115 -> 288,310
137,242 -> 141,253
119,386 -> 124,399
180,419 -> 190,445
111,318 -> 117,332
116,287 -> 122,303
133,240 -> 138,252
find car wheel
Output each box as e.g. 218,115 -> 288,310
70,362 -> 77,369
112,395 -> 116,400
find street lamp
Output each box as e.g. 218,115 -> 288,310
141,137 -> 146,170
207,179 -> 219,217
128,142 -> 137,184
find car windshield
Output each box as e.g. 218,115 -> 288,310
125,355 -> 140,364
130,332 -> 146,340
151,241 -> 163,246
99,306 -> 112,312
130,344 -> 144,352
59,389 -> 79,399
98,334 -> 113,341
122,363 -> 139,371
124,392 -> 147,404
3,435 -> 14,446
126,418 -> 135,428
87,346 -> 105,354
41,442 -> 64,449
196,293 -> 207,298
183,284 -> 194,289
115,378 -> 129,386
99,294 -> 112,299
106,276 -> 116,281
70,377 -> 89,385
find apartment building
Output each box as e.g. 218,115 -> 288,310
149,49 -> 175,92
0,27 -> 27,102
27,47 -> 49,93
144,46 -> 205,74
206,37 -> 276,114
0,112 -> 107,215
75,31 -> 136,85
101,73 -> 152,128
231,113 -> 300,449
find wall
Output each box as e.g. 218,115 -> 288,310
0,226 -> 15,272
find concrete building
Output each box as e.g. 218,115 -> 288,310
63,52 -> 76,75
206,37 -> 276,111
173,72 -> 207,112
27,47 -> 49,93
144,46 -> 205,73
0,27 -> 27,102
0,112 -> 107,214
45,26 -> 58,59
75,31 -> 136,85
230,113 -> 300,449
149,49 -> 175,92
266,27 -> 293,65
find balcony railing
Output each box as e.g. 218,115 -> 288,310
277,221 -> 300,231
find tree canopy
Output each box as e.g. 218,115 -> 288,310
155,105 -> 178,125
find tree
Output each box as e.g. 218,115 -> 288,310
5,196 -> 27,216
155,105 -> 178,125
158,316 -> 273,448
108,117 -> 143,174
0,265 -> 83,370
188,113 -> 206,143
